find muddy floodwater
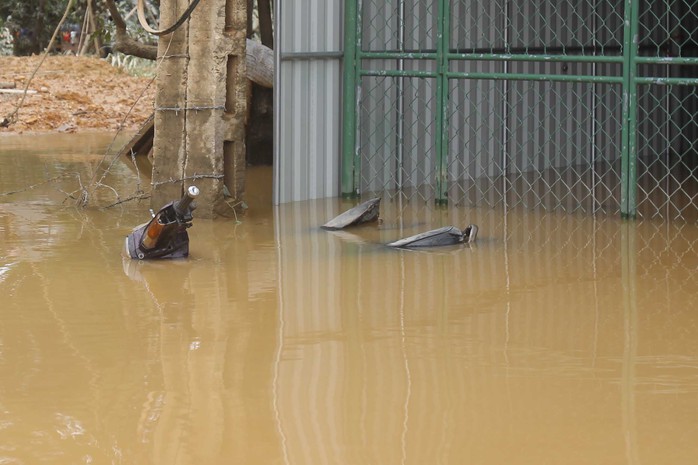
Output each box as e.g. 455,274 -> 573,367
1,133 -> 698,465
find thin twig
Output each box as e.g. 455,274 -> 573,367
58,188 -> 79,201
95,182 -> 121,201
225,199 -> 246,224
77,1 -> 90,54
130,149 -> 143,194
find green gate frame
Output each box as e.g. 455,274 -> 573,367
342,0 -> 698,218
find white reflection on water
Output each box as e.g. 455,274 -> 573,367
55,413 -> 86,440
0,262 -> 16,283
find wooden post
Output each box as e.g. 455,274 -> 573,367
151,0 -> 189,208
220,0 -> 249,213
151,0 -> 247,218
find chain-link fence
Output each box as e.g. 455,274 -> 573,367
636,2 -> 698,220
342,0 -> 698,221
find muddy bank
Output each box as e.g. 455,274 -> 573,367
0,55 -> 155,134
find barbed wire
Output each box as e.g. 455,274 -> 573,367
151,174 -> 224,188
0,173 -> 82,197
155,105 -> 226,112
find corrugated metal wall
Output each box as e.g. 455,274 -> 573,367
274,0 -> 343,204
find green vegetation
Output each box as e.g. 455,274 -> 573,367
0,0 -> 159,58
0,0 -> 70,55
106,52 -> 157,77
0,19 -> 12,56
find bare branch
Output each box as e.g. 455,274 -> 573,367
104,0 -> 158,60
246,39 -> 273,88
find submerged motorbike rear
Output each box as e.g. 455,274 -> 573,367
124,186 -> 200,260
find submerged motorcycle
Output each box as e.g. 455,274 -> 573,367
386,224 -> 478,248
321,197 -> 381,230
124,186 -> 200,260
321,197 -> 479,249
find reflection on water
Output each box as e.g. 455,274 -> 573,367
1,133 -> 698,464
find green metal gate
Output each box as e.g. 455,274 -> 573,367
342,0 -> 698,220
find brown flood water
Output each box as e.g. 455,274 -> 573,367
1,133 -> 698,465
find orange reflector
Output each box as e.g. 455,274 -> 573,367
141,217 -> 165,250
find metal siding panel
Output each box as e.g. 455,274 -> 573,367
275,0 -> 343,203
325,62 -> 341,195
309,0 -> 320,198
293,63 -> 307,199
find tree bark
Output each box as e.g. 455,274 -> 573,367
34,0 -> 48,55
246,0 -> 254,38
258,0 -> 273,48
245,38 -> 273,88
105,0 -> 158,59
246,0 -> 274,165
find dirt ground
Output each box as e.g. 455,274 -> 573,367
0,55 -> 155,134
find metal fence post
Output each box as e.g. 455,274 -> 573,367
620,0 -> 639,218
342,0 -> 359,198
435,0 -> 449,205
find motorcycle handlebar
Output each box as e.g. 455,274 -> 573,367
174,185 -> 200,216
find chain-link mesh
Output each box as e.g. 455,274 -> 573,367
450,0 -> 625,56
639,1 -> 698,59
362,1 -> 437,52
351,0 -> 698,220
635,2 -> 698,221
446,76 -> 624,214
359,76 -> 438,202
446,77 -> 506,208
637,84 -> 698,220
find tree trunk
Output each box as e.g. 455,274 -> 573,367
258,0 -> 273,48
245,38 -> 273,88
246,0 -> 274,166
247,0 -> 254,37
246,84 -> 273,165
33,0 -> 48,55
